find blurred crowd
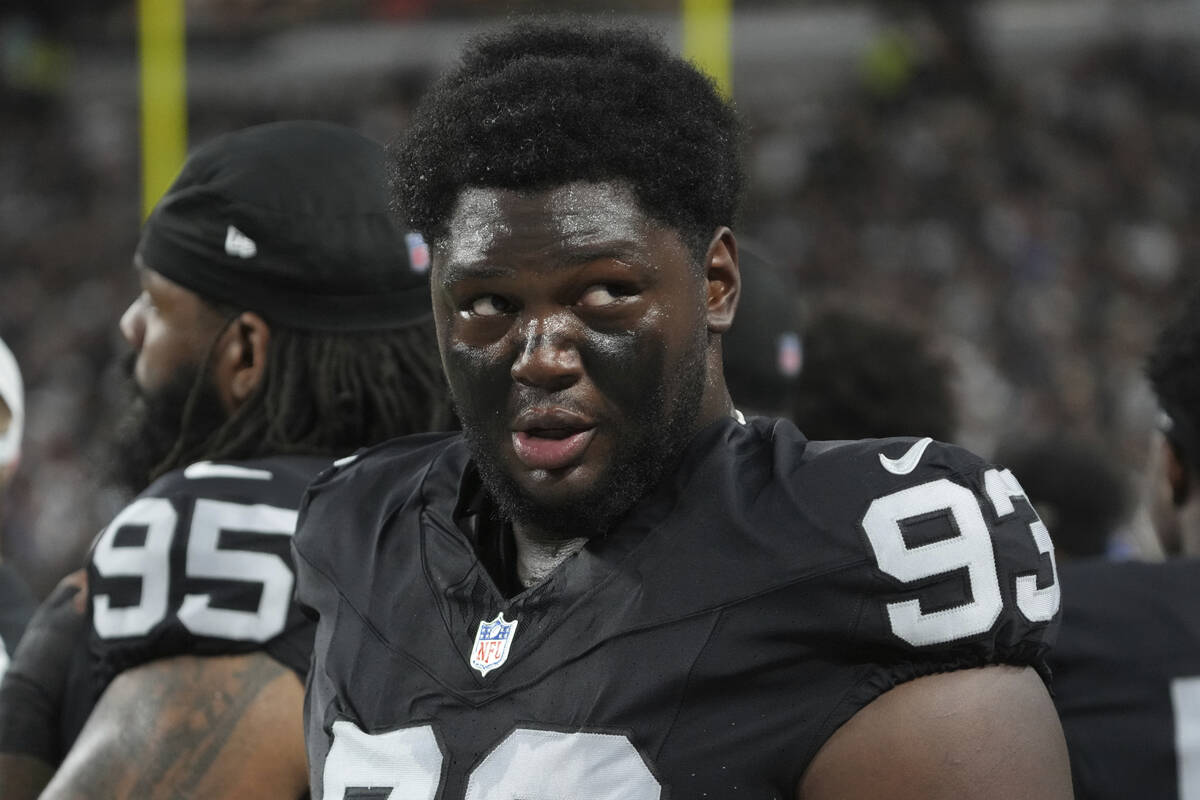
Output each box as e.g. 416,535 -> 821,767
747,30 -> 1196,467
2,1 -> 1196,595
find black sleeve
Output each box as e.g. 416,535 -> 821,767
804,441 -> 1061,760
0,563 -> 36,667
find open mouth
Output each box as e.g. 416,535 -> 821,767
511,421 -> 596,471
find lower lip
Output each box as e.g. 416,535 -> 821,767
511,429 -> 596,471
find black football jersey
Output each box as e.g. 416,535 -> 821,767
1052,557 -> 1200,800
83,455 -> 331,709
294,417 -> 1060,799
0,562 -> 36,678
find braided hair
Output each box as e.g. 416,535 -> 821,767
149,310 -> 453,482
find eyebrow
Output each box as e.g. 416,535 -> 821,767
438,262 -> 515,287
560,245 -> 647,268
440,244 -> 653,287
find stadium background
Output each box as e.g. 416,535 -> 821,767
0,0 -> 1191,596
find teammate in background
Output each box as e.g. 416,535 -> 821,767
719,245 -> 802,417
994,435 -> 1131,561
0,337 -> 37,679
791,307 -> 959,443
295,21 -> 1071,799
1053,284 -> 1200,799
0,120 -> 452,799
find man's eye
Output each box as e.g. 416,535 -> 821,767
578,284 -> 632,308
468,295 -> 513,317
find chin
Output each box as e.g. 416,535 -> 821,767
511,464 -> 602,510
466,419 -> 654,538
512,458 -> 595,491
484,460 -> 614,539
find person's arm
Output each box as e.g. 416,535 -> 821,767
41,652 -> 309,800
0,571 -> 88,800
0,755 -> 54,799
798,664 -> 1073,799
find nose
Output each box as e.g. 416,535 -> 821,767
510,315 -> 582,392
119,294 -> 146,351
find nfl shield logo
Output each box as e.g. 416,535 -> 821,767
405,231 -> 431,274
470,613 -> 518,676
776,331 -> 802,378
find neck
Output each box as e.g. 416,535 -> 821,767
504,396 -> 742,589
698,350 -> 736,428
510,523 -> 588,588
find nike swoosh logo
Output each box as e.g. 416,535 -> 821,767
879,437 -> 934,476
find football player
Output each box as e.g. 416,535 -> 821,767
0,336 -> 37,680
718,245 -> 802,417
0,120 -> 451,798
790,307 -> 960,444
294,20 -> 1072,799
1053,284 -> 1200,799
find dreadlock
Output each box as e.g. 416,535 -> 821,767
150,313 -> 453,481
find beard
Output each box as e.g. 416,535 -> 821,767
109,353 -> 228,494
460,331 -> 709,542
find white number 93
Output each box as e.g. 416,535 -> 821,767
862,468 -> 1060,647
323,722 -> 661,799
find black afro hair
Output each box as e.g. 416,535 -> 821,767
390,18 -> 744,260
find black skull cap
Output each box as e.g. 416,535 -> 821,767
137,120 -> 431,331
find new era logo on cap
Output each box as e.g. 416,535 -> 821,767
225,225 -> 257,259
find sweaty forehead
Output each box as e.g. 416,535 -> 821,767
438,181 -> 655,271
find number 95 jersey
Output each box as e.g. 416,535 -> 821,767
87,455 -> 332,697
294,418 -> 1060,799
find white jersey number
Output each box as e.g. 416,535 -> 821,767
324,722 -> 661,800
92,495 -> 298,642
1173,676 -> 1200,800
862,469 -> 1060,647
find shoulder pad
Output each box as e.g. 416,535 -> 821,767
295,433 -> 464,572
141,454 -> 331,505
801,435 -> 989,485
306,431 -> 460,492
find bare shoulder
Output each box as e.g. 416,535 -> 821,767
43,652 -> 307,800
798,665 -> 1073,800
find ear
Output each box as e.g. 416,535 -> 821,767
704,227 -> 740,334
1167,438 -> 1190,507
211,311 -> 271,413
